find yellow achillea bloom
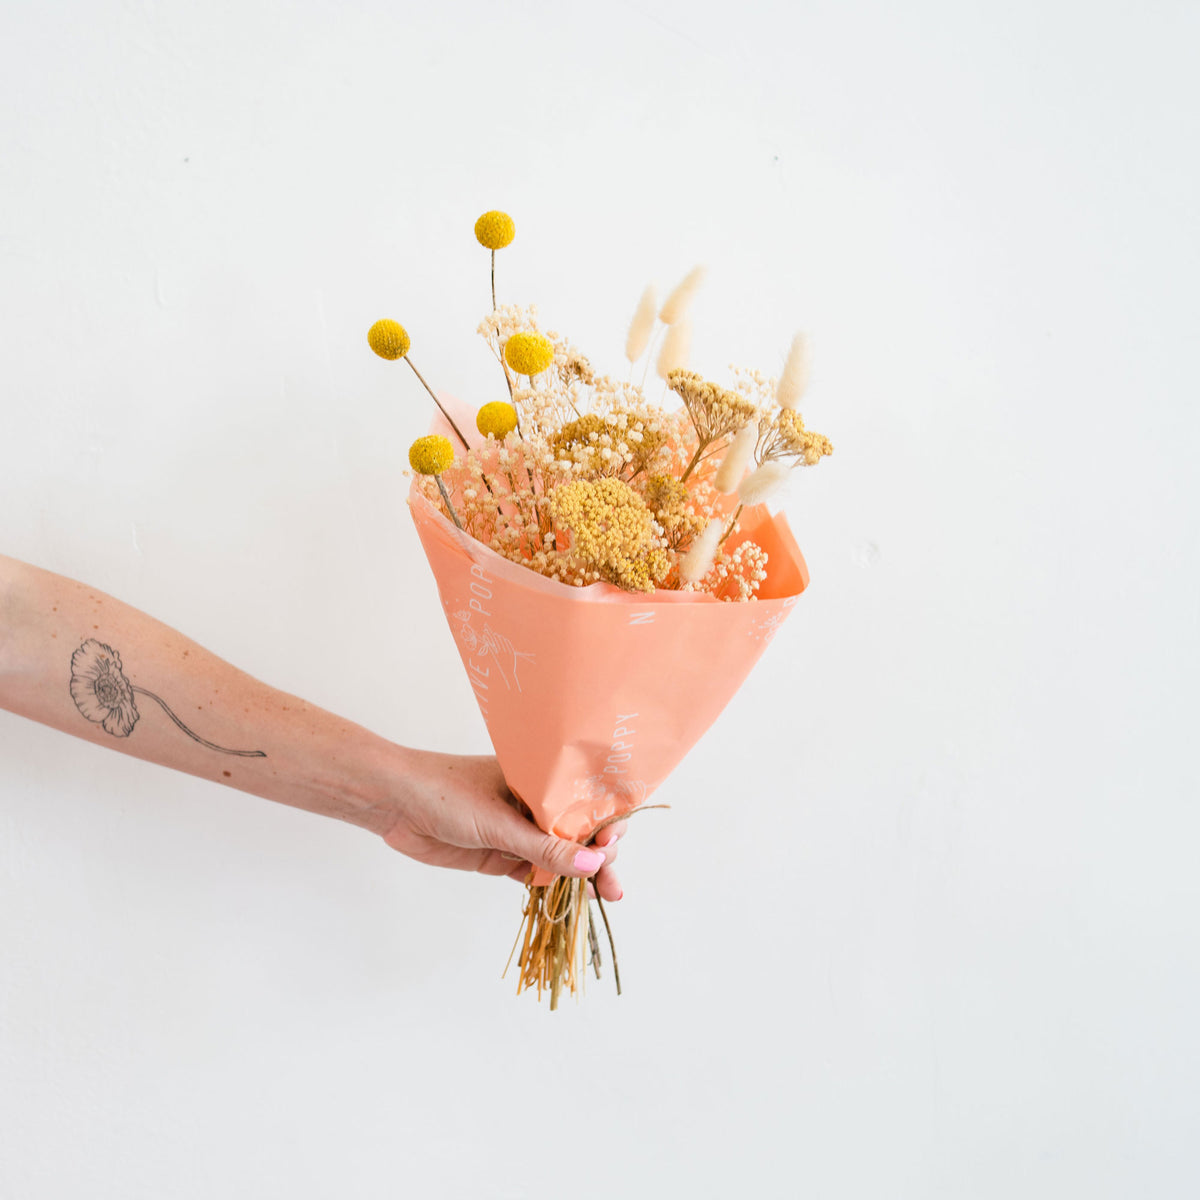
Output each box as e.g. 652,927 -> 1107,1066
408,434 -> 455,476
476,401 -> 519,438
504,331 -> 555,377
368,319 -> 411,360
474,210 -> 516,250
547,477 -> 671,593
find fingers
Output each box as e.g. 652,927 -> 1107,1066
484,797 -> 629,899
589,862 -> 623,902
593,820 -> 627,847
486,799 -> 610,879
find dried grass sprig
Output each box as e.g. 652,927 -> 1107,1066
655,318 -> 692,379
658,265 -> 706,325
506,804 -> 669,1008
679,518 -> 723,586
738,460 -> 791,507
625,284 -> 658,363
776,332 -> 810,410
713,422 -> 758,494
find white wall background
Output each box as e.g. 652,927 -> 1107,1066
1,1 -> 1196,1196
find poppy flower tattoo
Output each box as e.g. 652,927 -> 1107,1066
69,639 -> 266,758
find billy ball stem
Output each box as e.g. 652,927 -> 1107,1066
474,209 -> 515,313
434,474 -> 464,530
404,357 -> 472,451
367,319 -> 472,451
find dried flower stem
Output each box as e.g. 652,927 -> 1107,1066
719,502 -> 743,546
434,475 -> 464,530
679,438 -> 711,483
405,357 -> 472,449
507,805 -> 669,1007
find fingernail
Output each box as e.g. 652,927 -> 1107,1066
573,848 -> 604,873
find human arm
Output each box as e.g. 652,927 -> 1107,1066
0,553 -> 624,896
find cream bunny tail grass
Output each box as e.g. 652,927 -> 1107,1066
624,284 -> 658,362
713,423 -> 759,495
658,265 -> 706,325
679,518 -> 724,586
738,460 -> 791,507
655,317 -> 692,380
775,332 -> 810,411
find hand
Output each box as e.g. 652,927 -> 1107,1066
379,751 -> 626,901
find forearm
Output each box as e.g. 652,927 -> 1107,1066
0,554 -> 404,835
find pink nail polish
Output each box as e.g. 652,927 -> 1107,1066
573,848 -> 604,873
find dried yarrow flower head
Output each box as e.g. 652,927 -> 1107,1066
546,477 -> 671,593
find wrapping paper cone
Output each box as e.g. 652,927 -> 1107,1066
408,399 -> 809,885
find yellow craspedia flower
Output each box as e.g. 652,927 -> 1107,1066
474,210 -> 516,251
504,331 -> 554,377
368,319 -> 411,360
476,401 -> 519,439
408,434 -> 455,476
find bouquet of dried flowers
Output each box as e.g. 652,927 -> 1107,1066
368,211 -> 831,1007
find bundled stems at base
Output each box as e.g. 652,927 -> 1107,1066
505,805 -> 668,1009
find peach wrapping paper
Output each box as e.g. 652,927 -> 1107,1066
407,401 -> 810,885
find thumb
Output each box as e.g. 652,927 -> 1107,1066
490,804 -> 606,878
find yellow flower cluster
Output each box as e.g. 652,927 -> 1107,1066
643,474 -> 705,548
769,409 -> 834,466
476,401 -> 519,439
368,319 -> 411,360
504,331 -> 555,377
667,370 -> 758,444
408,434 -> 455,475
545,478 -> 671,593
474,210 -> 515,250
